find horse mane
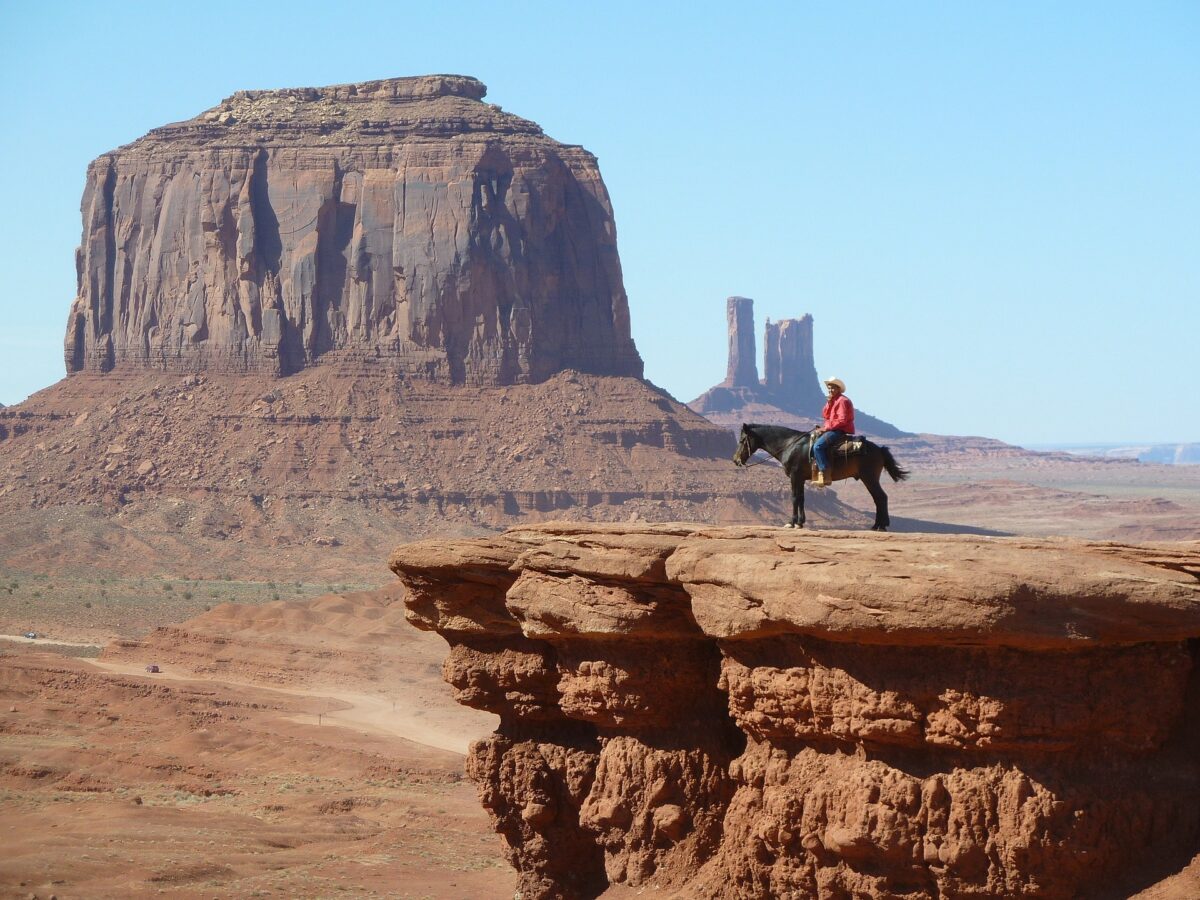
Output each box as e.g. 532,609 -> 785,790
745,423 -> 808,441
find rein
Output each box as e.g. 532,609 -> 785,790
740,453 -> 776,468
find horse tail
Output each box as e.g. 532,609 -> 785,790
880,446 -> 910,482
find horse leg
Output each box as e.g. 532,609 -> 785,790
789,472 -> 806,528
863,471 -> 890,531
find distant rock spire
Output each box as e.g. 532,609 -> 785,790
691,297 -> 905,437
724,296 -> 758,388
765,315 -> 825,410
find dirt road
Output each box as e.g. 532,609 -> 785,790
87,658 -> 485,755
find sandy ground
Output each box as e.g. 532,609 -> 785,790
0,634 -> 101,649
0,651 -> 515,900
88,659 -> 475,756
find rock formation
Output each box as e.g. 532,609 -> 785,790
390,523 -> 1200,899
724,297 -> 758,388
63,75 -> 642,385
1,75 -> 896,562
762,314 -> 824,411
691,298 -> 903,437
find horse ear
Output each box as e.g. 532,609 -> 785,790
740,423 -> 748,433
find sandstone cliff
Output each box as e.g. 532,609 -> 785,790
390,524 -> 1200,899
64,75 -> 642,384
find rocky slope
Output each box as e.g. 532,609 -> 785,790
0,369 -> 877,580
64,75 -> 641,384
389,523 -> 1200,899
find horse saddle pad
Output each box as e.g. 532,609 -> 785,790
836,436 -> 866,455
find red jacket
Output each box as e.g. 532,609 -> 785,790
822,394 -> 855,434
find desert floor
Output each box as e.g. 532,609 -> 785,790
0,590 -> 515,900
2,454 -> 1198,899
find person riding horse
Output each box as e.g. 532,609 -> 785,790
733,375 -> 908,529
812,377 -> 853,486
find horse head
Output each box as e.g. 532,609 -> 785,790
733,424 -> 757,467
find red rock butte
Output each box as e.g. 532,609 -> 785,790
64,74 -> 642,384
390,523 -> 1200,899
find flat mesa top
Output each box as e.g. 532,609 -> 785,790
389,523 -> 1200,648
121,74 -> 548,151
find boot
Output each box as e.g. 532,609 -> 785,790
813,470 -> 830,487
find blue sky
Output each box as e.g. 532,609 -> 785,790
1,1 -> 1196,444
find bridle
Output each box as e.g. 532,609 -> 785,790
733,434 -> 775,468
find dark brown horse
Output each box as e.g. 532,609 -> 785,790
733,423 -> 909,530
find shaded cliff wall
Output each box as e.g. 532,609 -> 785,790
390,524 -> 1200,900
64,75 -> 643,385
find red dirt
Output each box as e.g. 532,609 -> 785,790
0,652 -> 513,899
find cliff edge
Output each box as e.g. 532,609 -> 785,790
389,524 -> 1200,899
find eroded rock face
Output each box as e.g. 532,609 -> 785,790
725,297 -> 758,388
389,524 -> 1200,899
763,315 -> 824,411
64,75 -> 642,384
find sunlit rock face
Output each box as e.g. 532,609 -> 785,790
65,75 -> 642,384
390,523 -> 1200,900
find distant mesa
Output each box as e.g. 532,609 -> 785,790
1048,443 -> 1200,466
64,74 -> 642,385
689,296 -> 906,438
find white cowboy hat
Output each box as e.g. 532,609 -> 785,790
823,377 -> 846,392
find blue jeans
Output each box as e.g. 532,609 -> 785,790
813,430 -> 847,474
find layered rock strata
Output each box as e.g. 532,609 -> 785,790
64,75 -> 642,384
389,523 -> 1200,899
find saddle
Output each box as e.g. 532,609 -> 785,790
809,433 -> 866,479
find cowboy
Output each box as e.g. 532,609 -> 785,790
812,377 -> 855,486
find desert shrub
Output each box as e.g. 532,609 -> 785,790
182,591 -> 193,600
